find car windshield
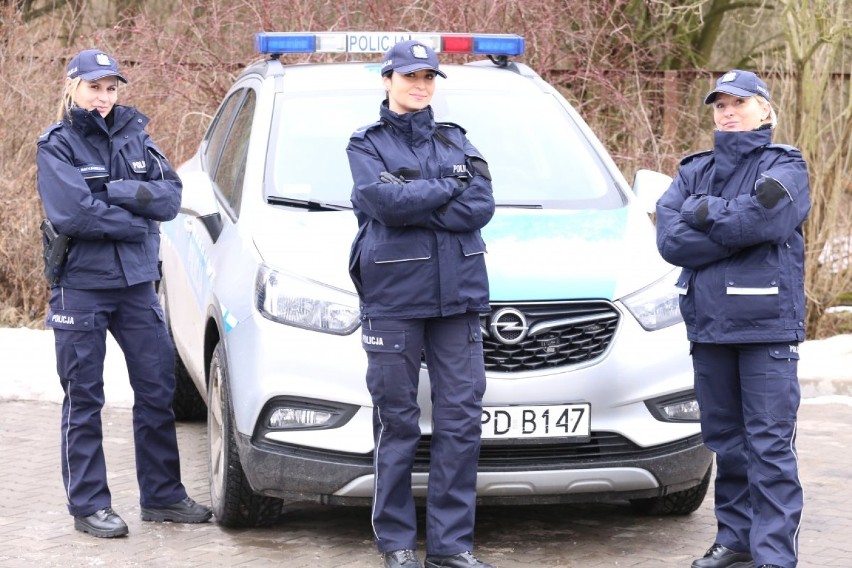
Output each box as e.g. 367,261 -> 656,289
268,88 -> 625,209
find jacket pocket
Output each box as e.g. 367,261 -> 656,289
373,240 -> 431,263
78,163 -> 109,193
456,233 -> 489,304
349,222 -> 369,297
724,267 -> 781,328
675,269 -> 692,295
676,268 -> 695,328
363,240 -> 435,308
459,232 -> 487,257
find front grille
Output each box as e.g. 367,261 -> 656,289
411,433 -> 704,469
480,301 -> 620,372
258,432 -> 703,470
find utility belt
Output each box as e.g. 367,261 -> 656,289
40,219 -> 70,285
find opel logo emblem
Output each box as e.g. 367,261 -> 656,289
490,308 -> 529,345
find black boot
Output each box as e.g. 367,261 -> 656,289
383,549 -> 422,568
140,496 -> 213,523
425,551 -> 494,568
74,507 -> 128,538
692,544 -> 755,568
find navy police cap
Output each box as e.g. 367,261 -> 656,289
704,69 -> 770,104
66,49 -> 128,83
381,40 -> 446,78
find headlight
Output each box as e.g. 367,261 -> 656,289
620,269 -> 683,331
255,264 -> 361,335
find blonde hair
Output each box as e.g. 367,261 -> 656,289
755,95 -> 777,129
56,77 -> 82,122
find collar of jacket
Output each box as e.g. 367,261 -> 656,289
66,105 -> 147,137
711,126 -> 772,184
379,100 -> 436,146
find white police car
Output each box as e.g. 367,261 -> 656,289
160,31 -> 712,527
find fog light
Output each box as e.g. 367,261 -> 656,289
660,399 -> 700,421
645,391 -> 700,423
268,407 -> 334,429
255,397 -> 359,438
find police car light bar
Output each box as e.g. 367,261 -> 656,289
255,32 -> 525,57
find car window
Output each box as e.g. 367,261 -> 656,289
267,92 -> 375,206
268,88 -> 624,210
214,89 -> 256,215
204,89 -> 243,179
444,94 -> 624,208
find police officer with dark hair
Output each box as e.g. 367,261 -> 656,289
346,40 -> 495,568
36,49 -> 212,538
656,70 -> 809,568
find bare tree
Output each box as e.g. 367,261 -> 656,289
1,0 -> 850,333
773,0 -> 852,336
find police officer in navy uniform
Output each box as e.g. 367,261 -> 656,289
346,40 -> 495,568
36,49 -> 212,537
656,70 -> 809,568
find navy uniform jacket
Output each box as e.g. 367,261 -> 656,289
655,127 -> 811,344
346,102 -> 495,320
36,105 -> 182,289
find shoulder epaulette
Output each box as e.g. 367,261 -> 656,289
436,121 -> 467,135
679,149 -> 713,166
350,121 -> 384,140
766,143 -> 799,154
37,122 -> 64,144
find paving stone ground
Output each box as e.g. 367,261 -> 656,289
0,399 -> 849,568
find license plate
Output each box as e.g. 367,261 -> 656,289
480,404 -> 591,440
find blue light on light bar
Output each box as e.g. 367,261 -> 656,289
255,33 -> 317,54
255,32 -> 525,57
472,35 -> 525,56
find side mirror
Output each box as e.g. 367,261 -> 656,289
633,169 -> 673,215
177,171 -> 224,243
178,171 -> 220,217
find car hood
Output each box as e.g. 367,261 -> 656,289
252,205 -> 673,303
483,207 -> 672,301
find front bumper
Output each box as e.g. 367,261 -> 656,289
236,428 -> 712,506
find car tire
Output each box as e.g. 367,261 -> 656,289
172,352 -> 206,421
629,463 -> 712,516
157,276 -> 206,421
207,341 -> 283,527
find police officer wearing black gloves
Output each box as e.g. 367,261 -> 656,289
656,70 -> 809,568
346,40 -> 496,568
36,49 -> 212,538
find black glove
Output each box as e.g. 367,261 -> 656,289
379,171 -> 406,185
452,177 -> 470,197
755,177 -> 788,209
135,184 -> 153,208
694,200 -> 710,230
681,195 -> 711,231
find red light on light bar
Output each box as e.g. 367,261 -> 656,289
442,35 -> 474,54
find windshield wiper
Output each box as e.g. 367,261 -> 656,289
267,196 -> 351,211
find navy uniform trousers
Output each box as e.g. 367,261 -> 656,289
48,283 -> 187,517
361,312 -> 486,556
692,342 -> 803,568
